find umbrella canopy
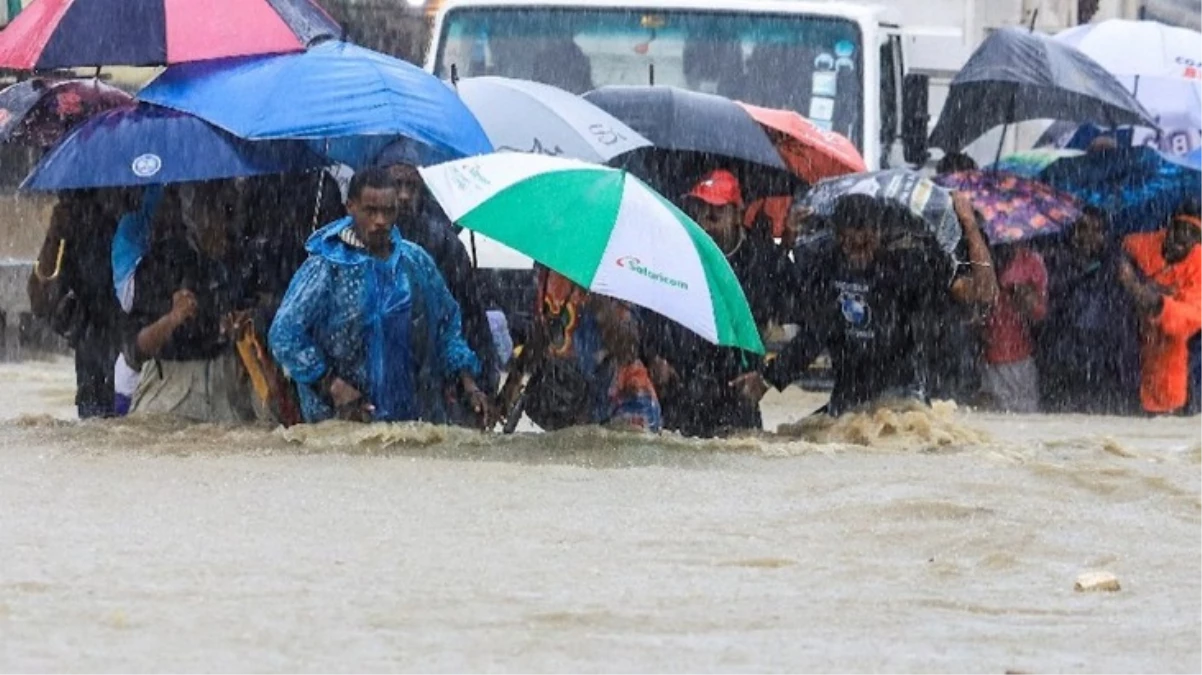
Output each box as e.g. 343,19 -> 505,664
582,85 -> 800,200
584,85 -> 786,170
799,170 -> 962,259
1055,20 -> 1202,156
990,148 -> 1085,178
1165,147 -> 1202,171
23,103 -> 327,191
0,77 -> 130,148
1036,146 -> 1201,236
419,153 -> 764,355
0,0 -> 339,70
929,27 -> 1157,152
736,102 -> 866,183
456,76 -> 650,164
139,41 -> 492,167
934,170 -> 1082,244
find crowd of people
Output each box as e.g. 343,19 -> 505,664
26,150 -> 1202,436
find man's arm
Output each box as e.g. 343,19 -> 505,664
268,257 -> 335,386
406,246 -> 486,388
761,271 -> 834,391
949,194 -> 999,306
434,224 -> 499,379
412,248 -> 497,426
135,289 -> 198,359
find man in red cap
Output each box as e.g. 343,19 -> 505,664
642,169 -> 798,437
1119,205 -> 1202,415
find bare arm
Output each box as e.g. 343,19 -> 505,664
949,193 -> 999,306
135,289 -> 197,359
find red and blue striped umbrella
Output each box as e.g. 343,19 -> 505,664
0,0 -> 339,70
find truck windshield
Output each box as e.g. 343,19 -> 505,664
433,8 -> 864,149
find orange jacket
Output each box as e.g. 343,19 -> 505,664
1123,231 -> 1202,413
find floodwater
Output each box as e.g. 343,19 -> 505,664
1,357 -> 1198,673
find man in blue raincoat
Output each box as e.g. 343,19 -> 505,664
269,168 -> 495,426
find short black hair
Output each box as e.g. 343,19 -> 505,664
347,167 -> 396,202
1078,205 -> 1110,228
936,152 -> 978,175
830,193 -> 888,232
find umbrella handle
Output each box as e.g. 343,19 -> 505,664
310,170 -> 325,231
33,239 -> 66,282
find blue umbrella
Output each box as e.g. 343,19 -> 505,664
1038,146 -> 1201,236
22,103 -> 327,191
1182,146 -> 1202,169
139,40 -> 493,167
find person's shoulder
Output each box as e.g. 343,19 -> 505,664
397,238 -> 441,272
794,233 -> 838,265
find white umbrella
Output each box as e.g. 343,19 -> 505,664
456,76 -> 651,163
1056,19 -> 1202,155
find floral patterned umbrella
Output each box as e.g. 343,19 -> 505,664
933,170 -> 1082,244
0,78 -> 131,149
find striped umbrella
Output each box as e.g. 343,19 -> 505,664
420,153 -> 765,354
0,0 -> 339,70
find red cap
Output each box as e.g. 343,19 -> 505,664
686,170 -> 743,207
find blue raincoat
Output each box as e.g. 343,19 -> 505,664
269,217 -> 480,423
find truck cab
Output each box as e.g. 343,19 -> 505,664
427,0 -> 930,170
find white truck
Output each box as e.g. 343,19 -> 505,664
426,0 -> 934,171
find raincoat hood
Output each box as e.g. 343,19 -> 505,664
305,216 -> 402,266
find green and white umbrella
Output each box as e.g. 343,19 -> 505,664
419,153 -> 764,354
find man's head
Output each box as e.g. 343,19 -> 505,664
830,193 -> 884,271
936,151 -> 978,175
385,163 -> 424,217
347,168 -> 399,254
683,169 -> 744,243
1087,135 -> 1118,154
374,141 -> 428,218
179,180 -> 239,257
1070,206 -> 1108,259
1162,204 -> 1202,264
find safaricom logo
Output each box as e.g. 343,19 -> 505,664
616,256 -> 689,290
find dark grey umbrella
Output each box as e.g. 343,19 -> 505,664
583,85 -> 800,199
929,27 -> 1157,153
584,85 -> 787,170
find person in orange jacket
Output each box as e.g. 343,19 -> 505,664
1119,208 -> 1202,415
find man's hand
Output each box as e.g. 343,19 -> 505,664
730,371 -> 769,404
1008,282 -> 1040,318
327,375 -> 374,422
168,289 -> 199,326
1118,257 -> 1163,315
782,204 -> 813,251
462,377 -> 498,430
220,309 -> 254,340
649,357 -> 676,388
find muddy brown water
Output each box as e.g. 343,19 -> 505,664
0,358 -> 1198,672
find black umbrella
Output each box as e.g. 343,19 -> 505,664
583,85 -> 799,199
0,77 -> 131,148
929,27 -> 1157,153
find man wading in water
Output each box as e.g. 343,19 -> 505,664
269,168 -> 495,426
742,191 -> 996,416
